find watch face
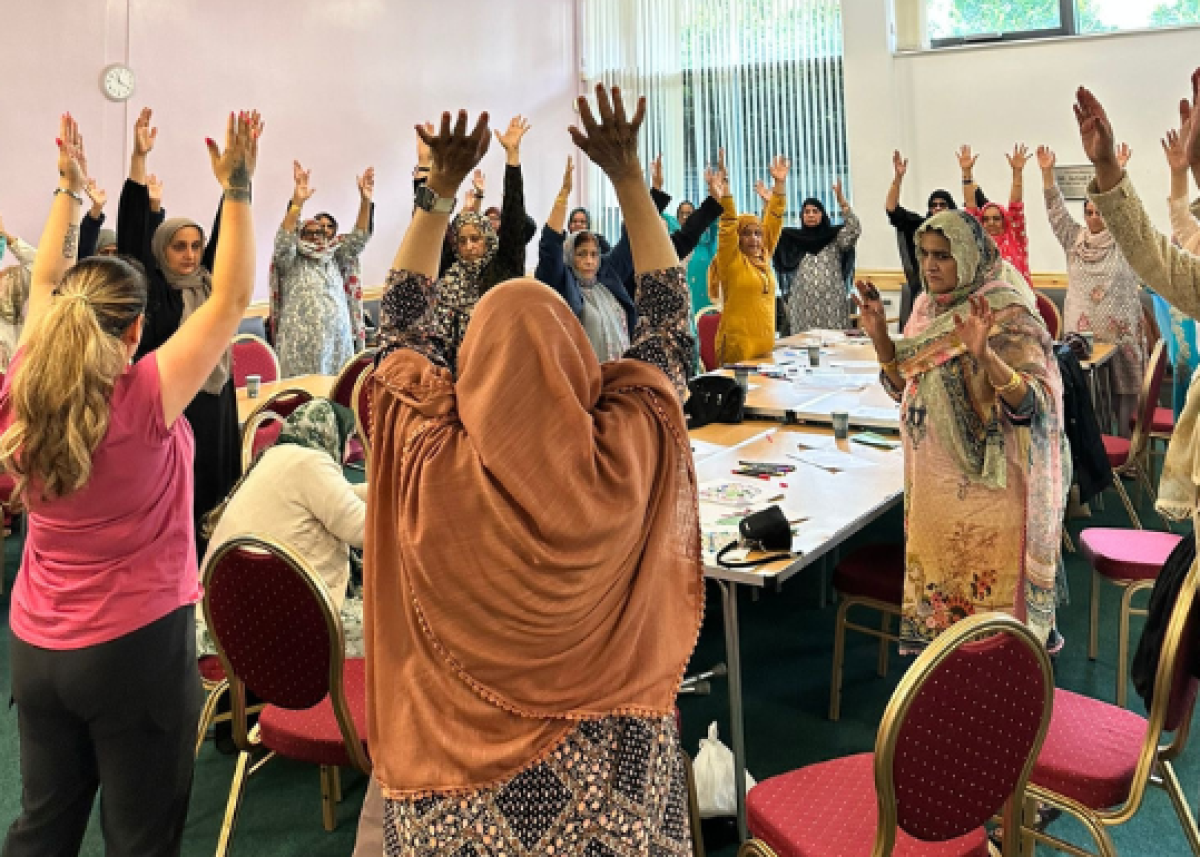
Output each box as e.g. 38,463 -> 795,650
101,65 -> 135,101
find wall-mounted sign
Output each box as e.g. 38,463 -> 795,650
1054,165 -> 1095,200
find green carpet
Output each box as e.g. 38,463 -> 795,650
0,482 -> 1195,856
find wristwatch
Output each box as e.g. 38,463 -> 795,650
414,184 -> 456,215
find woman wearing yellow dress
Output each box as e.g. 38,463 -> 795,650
710,152 -> 789,364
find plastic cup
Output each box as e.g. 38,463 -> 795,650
734,367 -> 750,392
246,374 -> 262,398
831,410 -> 850,440
807,345 -> 821,367
1081,331 -> 1095,349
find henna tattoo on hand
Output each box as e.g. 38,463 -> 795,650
62,224 -> 79,260
227,161 -> 251,191
224,187 -> 252,203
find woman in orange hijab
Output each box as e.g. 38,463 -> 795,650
710,150 -> 789,364
364,87 -> 701,857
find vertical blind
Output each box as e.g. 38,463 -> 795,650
578,0 -> 850,241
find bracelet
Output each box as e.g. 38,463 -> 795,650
880,357 -> 898,372
54,187 -> 84,204
993,369 -> 1023,396
962,178 -> 973,185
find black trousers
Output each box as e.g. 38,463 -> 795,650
3,606 -> 202,857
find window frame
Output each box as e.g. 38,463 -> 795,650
927,0 -> 1074,47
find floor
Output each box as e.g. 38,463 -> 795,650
0,477 -> 1195,856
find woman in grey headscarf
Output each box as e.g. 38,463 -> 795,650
118,107 -> 241,542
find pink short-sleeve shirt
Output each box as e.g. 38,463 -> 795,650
2,351 -> 200,649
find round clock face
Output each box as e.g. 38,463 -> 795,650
101,64 -> 136,101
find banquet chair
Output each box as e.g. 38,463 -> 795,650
696,308 -> 721,372
1034,291 -> 1063,340
231,334 -> 281,387
1102,339 -> 1166,529
1080,527 -> 1183,708
741,612 -> 1054,857
351,365 -> 375,465
329,349 -> 376,466
239,388 -> 314,472
827,542 -> 904,722
1020,555 -> 1200,856
202,535 -> 369,856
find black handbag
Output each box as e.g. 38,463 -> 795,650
686,375 -> 745,428
716,505 -> 795,569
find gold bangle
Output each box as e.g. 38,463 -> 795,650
994,369 -> 1023,396
880,358 -> 898,372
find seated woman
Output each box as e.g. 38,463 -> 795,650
779,180 -> 860,333
271,160 -> 372,375
1039,144 -> 1144,434
197,398 -> 367,658
567,204 -> 612,254
964,144 -> 1033,283
712,151 -> 788,363
362,88 -> 699,857
856,210 -> 1065,652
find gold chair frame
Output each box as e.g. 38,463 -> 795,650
202,534 -> 370,856
828,591 -> 902,722
742,613 -> 1054,857
238,387 -> 315,471
1022,558 -> 1200,857
238,410 -> 284,473
350,365 -> 375,467
231,333 -> 281,385
329,348 -> 377,407
1033,290 -> 1064,340
1089,568 -> 1159,709
1107,339 -> 1167,530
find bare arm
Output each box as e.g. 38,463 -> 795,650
283,160 -> 314,233
957,145 -> 979,208
128,107 -> 156,186
157,111 -> 260,426
546,157 -> 573,231
354,167 -> 373,231
1006,144 -> 1029,206
885,150 -> 907,214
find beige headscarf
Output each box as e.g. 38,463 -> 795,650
364,278 -> 702,797
151,217 -> 231,394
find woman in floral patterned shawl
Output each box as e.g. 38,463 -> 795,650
855,210 -> 1066,652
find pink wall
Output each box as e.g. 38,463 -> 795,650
0,0 -> 581,297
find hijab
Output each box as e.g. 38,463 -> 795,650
364,278 -> 701,796
151,217 -> 231,394
926,189 -> 957,215
296,219 -> 340,264
774,197 -> 844,272
562,230 -> 600,285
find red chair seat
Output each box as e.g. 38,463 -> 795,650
345,437 -> 364,466
1102,434 -> 1131,467
832,543 -> 904,606
747,754 -> 989,857
1031,689 -> 1146,810
198,655 -> 226,683
258,658 -> 369,768
1079,528 -> 1182,583
1152,407 -> 1175,435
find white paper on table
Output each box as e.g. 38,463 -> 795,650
689,439 -> 726,463
793,434 -> 834,450
828,359 -> 881,373
852,405 -> 902,422
791,449 -> 878,472
791,373 -> 868,392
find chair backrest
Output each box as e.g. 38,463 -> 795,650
329,349 -> 377,410
1128,339 -> 1168,461
240,411 -> 284,472
872,613 -> 1053,852
351,364 -> 375,461
231,334 -> 281,387
201,535 -> 370,772
696,308 -> 722,372
1033,291 -> 1063,340
1141,556 -> 1200,770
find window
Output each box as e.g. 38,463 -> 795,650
927,0 -> 1200,45
579,0 -> 850,243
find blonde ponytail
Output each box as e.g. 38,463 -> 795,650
0,257 -> 147,502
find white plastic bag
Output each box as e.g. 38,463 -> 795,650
693,722 -> 756,818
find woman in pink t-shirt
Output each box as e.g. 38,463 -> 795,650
1,112 -> 260,857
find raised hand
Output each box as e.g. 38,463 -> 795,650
1163,128 -> 1189,172
957,144 -> 978,172
84,178 -> 107,210
471,169 -> 486,197
705,164 -> 728,199
1006,143 -> 1030,172
892,150 -> 908,180
1116,143 -> 1132,169
357,166 -> 375,201
753,179 -> 770,205
292,161 -> 315,204
557,157 -> 574,198
416,122 -> 434,168
952,294 -> 994,360
133,107 -> 157,157
717,146 -> 728,181
853,280 -> 889,346
651,153 -> 664,191
833,178 -> 848,208
1036,145 -> 1056,171
1073,87 -> 1117,168
418,110 -> 492,194
1183,68 -> 1200,168
146,174 -> 163,208
768,155 -> 791,183
569,84 -> 645,184
57,113 -> 87,193
206,110 -> 261,201
495,115 -> 531,155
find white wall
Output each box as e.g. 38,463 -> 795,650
843,0 -> 1200,274
0,0 -> 580,297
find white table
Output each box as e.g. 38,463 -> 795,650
688,421 -> 905,837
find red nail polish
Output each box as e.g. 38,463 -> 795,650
55,138 -> 62,147
205,138 -> 216,147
